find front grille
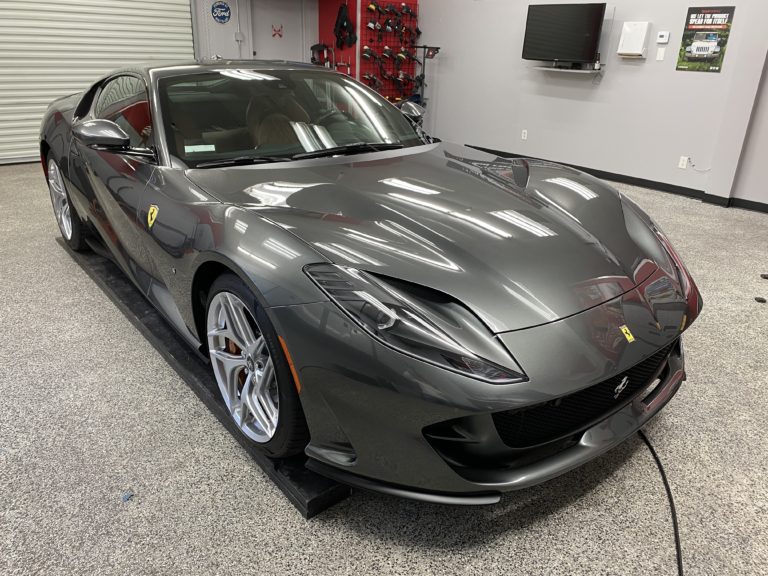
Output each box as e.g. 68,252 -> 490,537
492,342 -> 676,448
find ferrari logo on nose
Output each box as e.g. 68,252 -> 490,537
147,205 -> 159,229
619,324 -> 635,343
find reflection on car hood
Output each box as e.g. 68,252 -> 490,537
186,142 -> 663,333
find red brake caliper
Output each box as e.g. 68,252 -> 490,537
227,339 -> 247,393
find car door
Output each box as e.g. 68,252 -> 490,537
134,167 -> 222,346
68,74 -> 157,290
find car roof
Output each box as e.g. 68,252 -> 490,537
92,60 -> 335,88
121,59 -> 324,81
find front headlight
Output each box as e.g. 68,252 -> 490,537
305,264 -> 527,384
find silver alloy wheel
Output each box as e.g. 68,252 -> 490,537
206,291 -> 280,443
47,159 -> 73,240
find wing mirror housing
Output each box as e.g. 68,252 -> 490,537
397,101 -> 439,142
398,101 -> 426,125
73,119 -> 155,159
73,119 -> 129,148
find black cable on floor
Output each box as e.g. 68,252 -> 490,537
638,429 -> 684,576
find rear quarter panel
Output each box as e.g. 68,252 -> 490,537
40,92 -> 81,168
40,91 -> 97,221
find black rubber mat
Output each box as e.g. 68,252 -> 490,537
61,238 -> 351,518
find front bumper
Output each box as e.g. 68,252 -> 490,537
268,266 -> 699,502
307,342 -> 684,504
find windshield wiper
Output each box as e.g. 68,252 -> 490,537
291,142 -> 404,160
196,155 -> 290,168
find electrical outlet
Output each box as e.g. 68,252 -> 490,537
521,129 -> 528,141
678,156 -> 689,169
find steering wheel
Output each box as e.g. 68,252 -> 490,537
315,109 -> 347,126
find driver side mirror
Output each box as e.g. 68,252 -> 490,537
399,101 -> 426,125
73,119 -> 155,159
73,119 -> 129,149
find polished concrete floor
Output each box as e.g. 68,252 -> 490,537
1,162 -> 766,575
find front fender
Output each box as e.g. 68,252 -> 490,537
190,204 -> 331,309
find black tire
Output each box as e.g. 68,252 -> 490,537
46,152 -> 88,252
206,273 -> 309,458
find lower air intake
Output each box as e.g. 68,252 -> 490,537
492,342 -> 676,448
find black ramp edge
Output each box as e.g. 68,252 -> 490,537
60,239 -> 351,518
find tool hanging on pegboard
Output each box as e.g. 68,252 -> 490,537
333,1 -> 357,48
316,1 -> 359,78
360,0 -> 424,103
310,43 -> 336,68
335,61 -> 352,75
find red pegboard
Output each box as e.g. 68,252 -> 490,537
359,1 -> 421,102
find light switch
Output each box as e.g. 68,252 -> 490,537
656,47 -> 666,61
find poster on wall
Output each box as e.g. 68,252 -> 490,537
676,6 -> 735,73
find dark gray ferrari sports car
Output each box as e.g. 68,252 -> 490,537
40,61 -> 702,504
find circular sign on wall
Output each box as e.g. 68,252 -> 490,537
211,1 -> 231,24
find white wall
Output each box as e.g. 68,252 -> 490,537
192,0 -> 252,59
731,52 -> 768,204
419,0 -> 768,200
192,0 -> 317,62
251,0 -> 317,61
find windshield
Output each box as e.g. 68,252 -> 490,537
693,32 -> 718,42
158,68 -> 423,167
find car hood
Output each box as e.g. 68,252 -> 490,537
186,142 -> 667,333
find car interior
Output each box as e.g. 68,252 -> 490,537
160,71 -> 416,165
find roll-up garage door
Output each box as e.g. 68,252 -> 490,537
0,0 -> 194,163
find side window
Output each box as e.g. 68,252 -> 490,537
94,76 -> 154,150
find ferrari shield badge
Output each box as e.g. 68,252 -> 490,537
619,325 -> 635,343
147,205 -> 159,229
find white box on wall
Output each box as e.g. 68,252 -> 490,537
617,22 -> 651,58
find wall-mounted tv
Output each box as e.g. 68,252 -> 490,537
522,3 -> 607,64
